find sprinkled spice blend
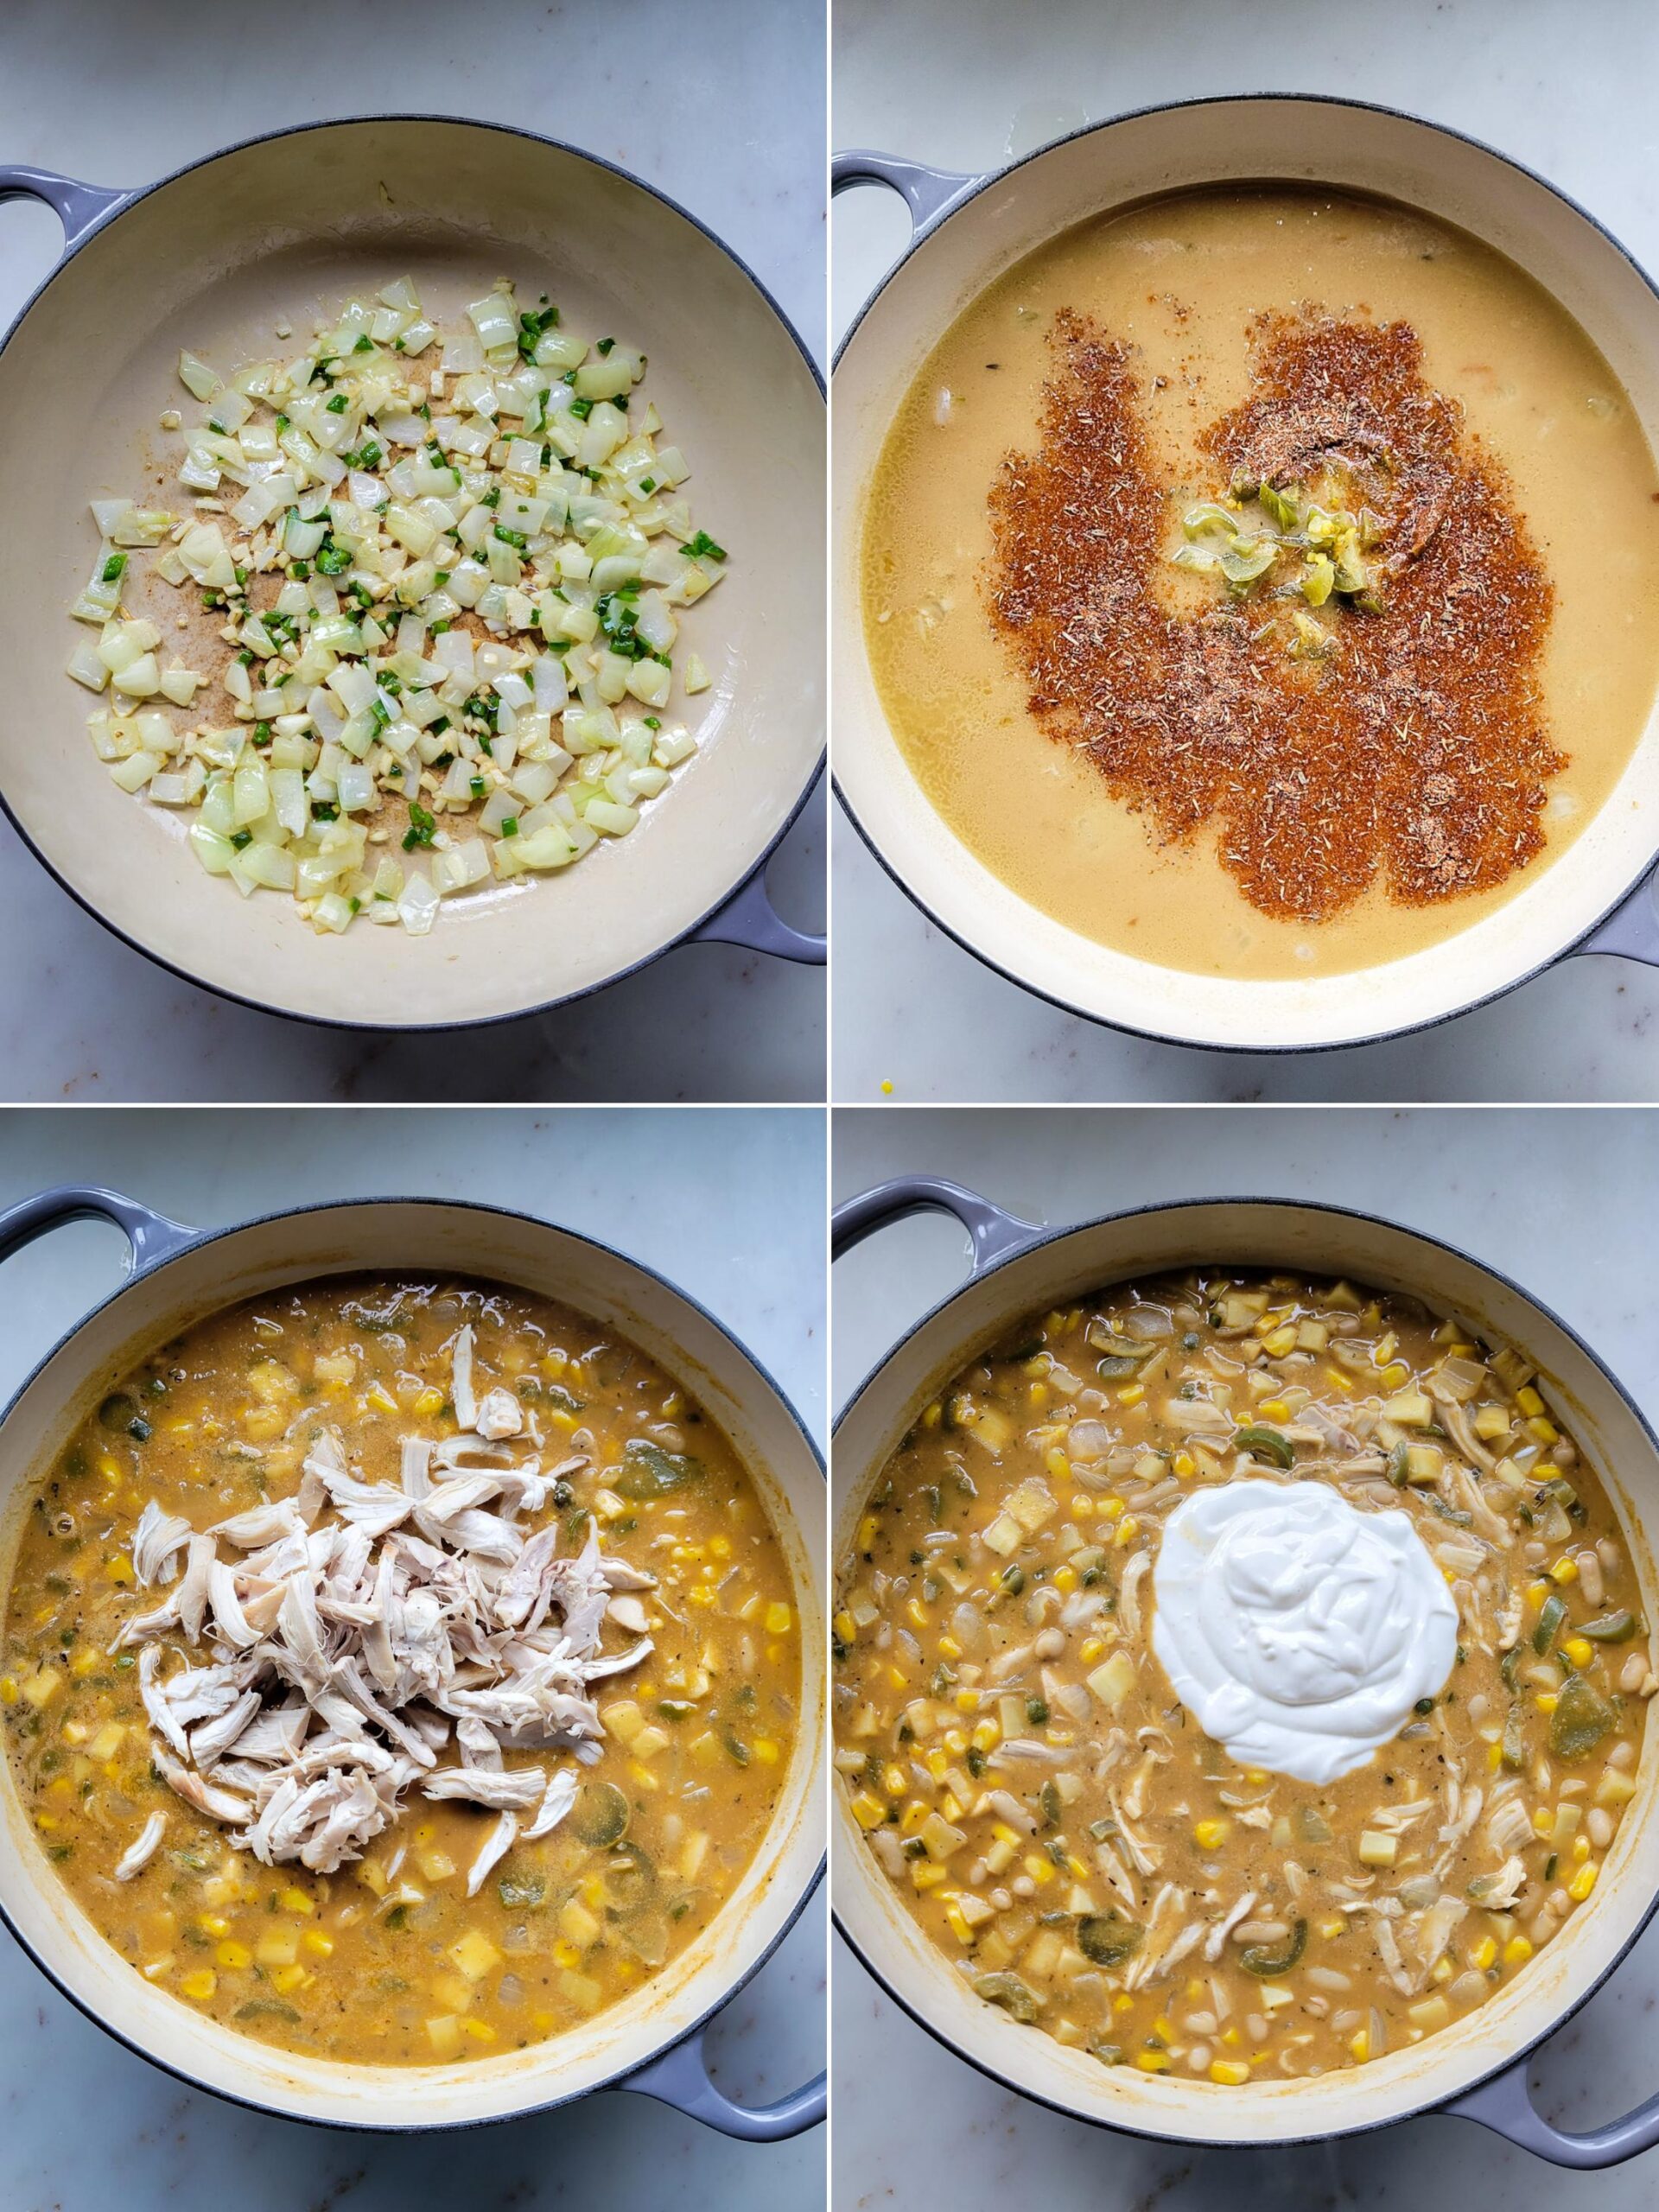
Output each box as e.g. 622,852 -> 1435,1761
988,308 -> 1561,921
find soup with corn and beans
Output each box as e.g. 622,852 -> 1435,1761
834,1272 -> 1651,2085
5,1274 -> 798,2065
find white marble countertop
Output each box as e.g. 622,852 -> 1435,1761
830,0 -> 1659,1103
0,1106 -> 825,2212
0,0 -> 824,1103
830,1104 -> 1659,2209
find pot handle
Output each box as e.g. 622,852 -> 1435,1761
1572,867 -> 1659,969
691,861 -> 826,964
1445,2052 -> 1659,2170
0,167 -> 129,254
832,1174 -> 1044,1272
830,149 -> 978,235
617,2021 -> 826,2139
0,1185 -> 197,1274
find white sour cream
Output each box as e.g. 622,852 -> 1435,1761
1151,1479 -> 1459,1784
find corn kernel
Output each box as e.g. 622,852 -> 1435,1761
1572,1834 -> 1591,1862
1503,1936 -> 1534,1965
1071,1495 -> 1094,1519
1098,1496 -> 1123,1519
198,1913 -> 231,1938
1193,1819 -> 1229,1851
1116,1516 -> 1140,1545
104,1555 -> 134,1586
1469,1934 -> 1498,1972
302,1929 -> 334,1958
1349,2030 -> 1370,2063
1549,1556 -> 1579,1586
280,1886 -> 315,1915
1516,1386 -> 1546,1417
1568,1864 -> 1599,1903
1116,1383 -> 1146,1407
1529,1417 -> 1560,1446
850,1792 -> 886,1831
765,1602 -> 792,1636
1563,1638 -> 1594,1669
179,1970 -> 217,2003
1052,1566 -> 1078,1594
1259,1400 -> 1292,1422
1535,1693 -> 1559,1714
1134,2050 -> 1170,2073
215,1941 -> 251,1970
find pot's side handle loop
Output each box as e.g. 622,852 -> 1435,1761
831,1174 -> 1044,1273
691,864 -> 826,964
616,2023 -> 826,2140
1573,868 -> 1659,969
0,1185 -> 197,1274
0,168 -> 130,254
830,149 -> 979,236
1446,2054 -> 1659,2169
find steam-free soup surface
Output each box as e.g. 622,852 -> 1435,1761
4,1276 -> 797,2063
835,1273 -> 1653,2082
861,188 -> 1659,978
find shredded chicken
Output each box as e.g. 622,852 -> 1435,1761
113,1810 -> 166,1880
111,1414 -> 656,1876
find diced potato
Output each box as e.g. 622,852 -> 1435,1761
982,1512 -> 1021,1558
559,1898 -> 601,1948
1358,1831 -> 1397,1867
448,1929 -> 502,1981
559,1967 -> 603,2012
256,1931 -> 299,1968
1382,1392 -> 1432,1427
1006,1480 -> 1057,1533
1086,1652 -> 1136,1708
601,1699 -> 645,1745
425,2014 -> 462,2059
919,1811 -> 967,1862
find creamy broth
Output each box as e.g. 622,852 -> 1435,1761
861,188 -> 1659,979
4,1276 -> 797,2065
834,1273 -> 1652,2083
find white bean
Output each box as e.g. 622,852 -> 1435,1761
1587,1808 -> 1614,1848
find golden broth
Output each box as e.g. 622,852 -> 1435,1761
860,187 -> 1659,980
3,1275 -> 798,2065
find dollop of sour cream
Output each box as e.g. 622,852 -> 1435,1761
1151,1479 -> 1459,1785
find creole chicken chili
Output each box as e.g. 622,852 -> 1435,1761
3,1275 -> 798,2064
834,1272 -> 1651,2084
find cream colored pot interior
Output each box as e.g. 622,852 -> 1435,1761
834,99 -> 1659,1049
0,1201 -> 824,2127
833,1201 -> 1659,2144
0,119 -> 823,1025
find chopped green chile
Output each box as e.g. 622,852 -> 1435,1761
975,1972 -> 1041,2024
1549,1675 -> 1617,1759
1077,1912 -> 1145,1967
1580,1610 -> 1639,1643
1240,1917 -> 1307,1978
1234,1424 -> 1295,1470
1535,1592 -> 1567,1654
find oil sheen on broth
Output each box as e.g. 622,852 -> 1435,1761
861,188 -> 1659,980
3,1277 -> 798,2065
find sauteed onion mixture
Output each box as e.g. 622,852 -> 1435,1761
67,276 -> 728,934
835,1273 -> 1652,2083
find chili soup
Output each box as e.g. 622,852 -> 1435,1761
3,1274 -> 798,2066
834,1271 -> 1652,2084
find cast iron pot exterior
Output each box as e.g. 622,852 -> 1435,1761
831,1178 -> 1659,2165
0,1186 -> 825,2138
0,116 -> 824,1031
832,97 -> 1659,1053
